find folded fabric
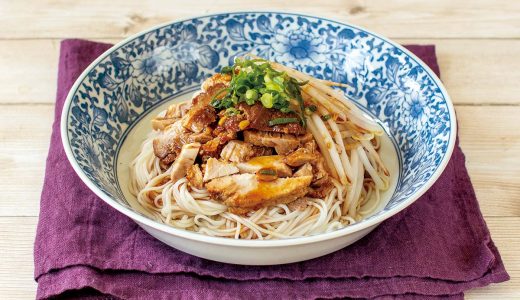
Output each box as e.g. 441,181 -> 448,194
34,39 -> 509,299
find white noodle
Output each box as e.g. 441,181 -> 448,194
129,58 -> 392,239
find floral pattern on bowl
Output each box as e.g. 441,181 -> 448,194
62,12 -> 455,226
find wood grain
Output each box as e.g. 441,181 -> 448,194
398,39 -> 520,105
0,40 -> 60,104
1,39 -> 519,105
1,0 -> 519,39
0,216 -> 516,299
0,105 -> 53,216
0,217 -> 37,299
457,106 -> 520,217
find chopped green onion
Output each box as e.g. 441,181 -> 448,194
210,87 -> 234,110
321,114 -> 332,121
280,107 -> 293,113
245,89 -> 258,101
265,81 -> 283,92
273,76 -> 285,85
225,107 -> 241,116
236,85 -> 248,96
220,66 -> 234,74
268,117 -> 299,126
258,169 -> 276,175
210,58 -> 308,126
260,93 -> 274,108
304,105 -> 317,116
210,99 -> 221,107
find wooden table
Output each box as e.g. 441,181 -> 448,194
1,1 -> 518,298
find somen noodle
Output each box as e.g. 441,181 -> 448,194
129,58 -> 391,239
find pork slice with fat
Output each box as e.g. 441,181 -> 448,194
243,130 -> 299,155
236,155 -> 292,177
203,157 -> 239,182
206,173 -> 312,211
170,143 -> 201,182
220,140 -> 272,163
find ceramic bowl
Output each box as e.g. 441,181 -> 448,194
61,12 -> 456,265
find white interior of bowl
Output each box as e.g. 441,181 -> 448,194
61,12 -> 456,247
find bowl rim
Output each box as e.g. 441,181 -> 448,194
61,10 -> 457,248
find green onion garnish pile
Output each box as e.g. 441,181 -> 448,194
210,58 -> 307,126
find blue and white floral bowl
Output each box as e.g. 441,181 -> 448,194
61,12 -> 456,265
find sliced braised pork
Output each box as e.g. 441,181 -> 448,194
284,148 -> 318,167
298,132 -> 314,145
186,164 -> 204,189
307,154 -> 334,198
220,140 -> 272,163
153,120 -> 211,165
238,103 -> 305,135
153,121 -> 187,165
151,102 -> 191,131
203,158 -> 239,182
243,130 -> 299,155
182,74 -> 231,133
181,93 -> 217,133
199,131 -> 238,161
188,127 -> 213,144
201,73 -> 231,91
206,173 -> 312,211
293,163 -> 313,177
236,155 -> 292,177
312,155 -> 330,186
152,116 -> 177,131
170,143 -> 201,182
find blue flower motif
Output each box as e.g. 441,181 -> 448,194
172,43 -> 197,63
343,46 -> 371,83
131,46 -> 174,84
197,45 -> 219,69
271,25 -> 327,65
400,73 -> 421,94
170,43 -> 219,75
403,91 -> 430,129
135,57 -> 157,75
80,135 -> 102,170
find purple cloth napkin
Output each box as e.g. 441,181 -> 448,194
34,39 -> 509,299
